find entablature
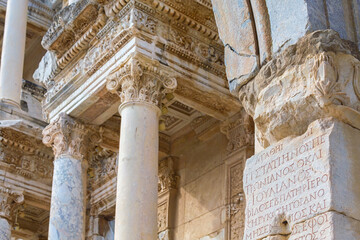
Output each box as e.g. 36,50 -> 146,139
36,0 -> 241,124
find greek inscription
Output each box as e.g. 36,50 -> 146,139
243,128 -> 331,239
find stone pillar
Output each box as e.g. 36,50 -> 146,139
157,156 -> 179,240
220,110 -> 254,240
42,114 -> 101,240
106,55 -> 177,240
233,30 -> 360,239
0,186 -> 24,240
0,0 -> 28,108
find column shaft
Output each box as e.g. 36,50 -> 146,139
0,218 -> 11,240
115,102 -> 160,240
48,155 -> 87,240
0,0 -> 28,108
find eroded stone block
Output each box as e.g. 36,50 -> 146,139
290,211 -> 360,240
243,118 -> 360,239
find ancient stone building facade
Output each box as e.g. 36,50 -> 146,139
0,0 -> 358,240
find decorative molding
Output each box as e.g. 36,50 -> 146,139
106,55 -> 177,107
42,113 -> 102,159
22,80 -> 47,100
57,9 -> 107,69
40,0 -> 225,107
42,1 -> 100,57
151,0 -> 218,40
0,125 -> 53,182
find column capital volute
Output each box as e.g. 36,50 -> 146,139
42,113 -> 102,160
0,185 -> 24,221
106,54 -> 177,108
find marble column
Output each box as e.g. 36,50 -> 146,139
42,114 -> 101,240
106,56 -> 177,240
0,0 -> 28,108
0,186 -> 24,240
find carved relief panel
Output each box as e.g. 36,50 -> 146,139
157,156 -> 179,240
222,111 -> 254,239
226,158 -> 246,240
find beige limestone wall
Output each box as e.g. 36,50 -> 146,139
171,131 -> 228,240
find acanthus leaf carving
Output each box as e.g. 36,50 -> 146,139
311,52 -> 350,107
42,113 -> 102,160
158,156 -> 179,193
106,55 -> 177,107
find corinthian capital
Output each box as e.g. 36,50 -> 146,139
42,113 -> 102,160
106,55 -> 177,107
0,186 -> 24,221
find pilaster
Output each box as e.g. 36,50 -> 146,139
221,110 -> 254,240
158,156 -> 179,240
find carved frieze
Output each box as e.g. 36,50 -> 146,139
0,126 -> 53,182
42,113 -> 102,159
42,1 -> 101,57
106,55 -> 177,107
40,0 -> 226,112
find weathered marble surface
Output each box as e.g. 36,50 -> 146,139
212,0 -> 360,93
0,218 -> 11,240
243,118 -> 360,239
290,212 -> 360,240
238,30 -> 360,147
211,0 -> 259,92
49,156 -> 86,240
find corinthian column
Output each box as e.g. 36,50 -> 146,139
0,0 -> 28,108
0,186 -> 24,240
106,55 -> 177,240
42,114 -> 101,240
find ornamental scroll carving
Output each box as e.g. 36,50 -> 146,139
42,113 -> 102,160
0,125 -> 53,182
106,55 -> 177,107
157,156 -> 179,240
158,156 -> 179,193
225,160 -> 246,240
221,111 -> 254,155
0,186 -> 24,221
